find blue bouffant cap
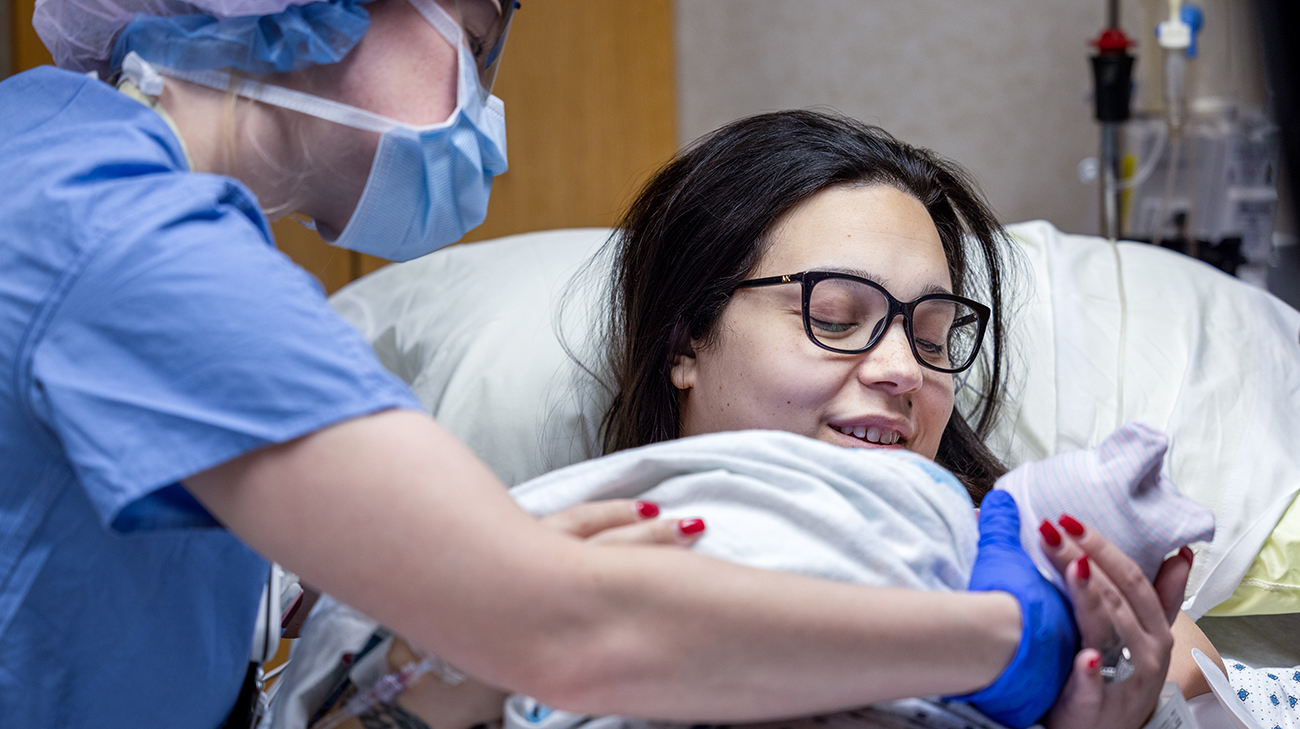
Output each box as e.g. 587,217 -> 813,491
109,0 -> 373,74
33,0 -> 376,77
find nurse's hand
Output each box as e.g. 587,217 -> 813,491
540,499 -> 706,546
955,491 -> 1077,728
1040,517 -> 1192,729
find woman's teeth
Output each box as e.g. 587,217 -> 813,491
837,425 -> 901,445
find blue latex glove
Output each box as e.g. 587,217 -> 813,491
951,490 -> 1079,728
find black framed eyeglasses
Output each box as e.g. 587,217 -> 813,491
732,271 -> 991,374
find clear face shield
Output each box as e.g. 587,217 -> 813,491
114,0 -> 518,260
446,0 -> 518,97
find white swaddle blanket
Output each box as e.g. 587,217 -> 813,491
511,429 -> 979,591
508,429 -> 995,729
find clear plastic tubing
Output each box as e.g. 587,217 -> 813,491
1152,48 -> 1187,249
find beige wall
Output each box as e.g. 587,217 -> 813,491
674,0 -> 1266,236
11,0 -> 52,72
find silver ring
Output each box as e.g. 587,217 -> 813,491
1099,644 -> 1134,683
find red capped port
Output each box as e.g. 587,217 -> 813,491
1091,27 -> 1133,54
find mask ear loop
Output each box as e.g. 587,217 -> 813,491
141,57 -> 403,134
404,0 -> 466,49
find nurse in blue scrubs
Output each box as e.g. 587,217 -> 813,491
0,1 -> 1183,727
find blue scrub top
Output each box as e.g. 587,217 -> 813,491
0,67 -> 421,727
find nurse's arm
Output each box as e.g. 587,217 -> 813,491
184,408 -> 1022,722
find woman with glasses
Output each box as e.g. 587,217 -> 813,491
604,111 -> 1004,497
598,110 -> 1195,728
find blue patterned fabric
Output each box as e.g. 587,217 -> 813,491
1228,661 -> 1300,729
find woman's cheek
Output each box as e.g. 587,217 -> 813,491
914,374 -> 956,459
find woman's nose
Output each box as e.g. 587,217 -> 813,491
856,317 -> 924,393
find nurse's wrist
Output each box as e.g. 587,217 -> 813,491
960,590 -> 1023,694
927,590 -> 1021,697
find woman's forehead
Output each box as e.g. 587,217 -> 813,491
758,185 -> 953,294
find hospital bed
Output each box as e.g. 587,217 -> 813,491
288,221 -> 1300,727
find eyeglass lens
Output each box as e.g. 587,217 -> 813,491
807,278 -> 981,370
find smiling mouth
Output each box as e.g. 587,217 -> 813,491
834,425 -> 904,446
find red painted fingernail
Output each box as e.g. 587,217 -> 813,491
1179,546 -> 1195,567
634,501 -> 660,519
677,518 -> 706,536
1077,555 -> 1091,581
1087,654 -> 1101,671
1039,520 -> 1062,548
1058,514 -> 1085,537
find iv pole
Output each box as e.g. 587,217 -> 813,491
1091,0 -> 1135,242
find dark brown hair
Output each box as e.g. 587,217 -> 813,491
600,110 -> 1010,502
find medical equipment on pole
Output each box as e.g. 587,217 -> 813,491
1148,0 -> 1198,250
1091,1 -> 1136,243
1089,0 -> 1282,282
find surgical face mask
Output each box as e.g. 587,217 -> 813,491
123,0 -> 508,262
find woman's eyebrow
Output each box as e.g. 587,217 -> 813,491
813,266 -> 954,296
917,283 -> 955,296
815,265 -> 883,283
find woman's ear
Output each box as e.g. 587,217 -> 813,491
670,352 -> 697,391
668,322 -> 698,391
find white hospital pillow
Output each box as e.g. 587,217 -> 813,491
329,222 -> 1300,617
986,221 -> 1300,618
329,228 -> 615,488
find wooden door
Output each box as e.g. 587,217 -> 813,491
11,0 -> 53,71
9,0 -> 678,294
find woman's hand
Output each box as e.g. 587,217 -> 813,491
539,499 -> 706,546
1039,516 -> 1192,729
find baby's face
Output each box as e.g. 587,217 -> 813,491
672,184 -> 956,460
